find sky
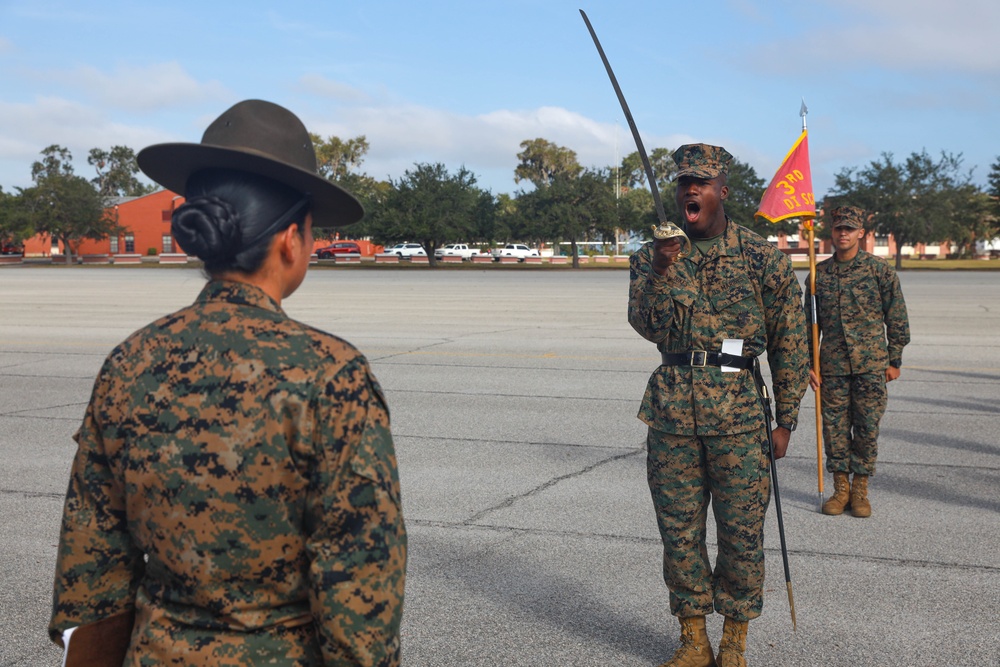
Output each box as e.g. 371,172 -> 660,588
1,0 -> 998,204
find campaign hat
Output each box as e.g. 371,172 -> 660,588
137,99 -> 363,227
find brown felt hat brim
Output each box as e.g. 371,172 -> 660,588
137,143 -> 364,228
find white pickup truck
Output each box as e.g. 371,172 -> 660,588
492,243 -> 540,260
434,243 -> 481,260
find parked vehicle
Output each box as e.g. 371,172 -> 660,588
434,243 -> 481,260
385,243 -> 427,257
0,242 -> 24,256
492,244 -> 539,261
316,241 -> 361,259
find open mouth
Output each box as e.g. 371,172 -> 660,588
684,201 -> 701,222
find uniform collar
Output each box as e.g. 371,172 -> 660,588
690,219 -> 740,264
196,280 -> 285,315
830,249 -> 862,273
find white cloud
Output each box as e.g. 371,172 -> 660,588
0,97 -> 174,188
297,74 -> 370,103
735,0 -> 1000,84
265,11 -> 357,43
51,62 -> 230,112
305,102 -> 701,193
817,0 -> 1000,73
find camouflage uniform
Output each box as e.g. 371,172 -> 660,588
629,220 -> 808,621
813,248 -> 910,475
50,280 -> 406,666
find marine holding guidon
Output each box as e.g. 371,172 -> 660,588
810,205 -> 910,519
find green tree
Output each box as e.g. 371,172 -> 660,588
489,192 -> 518,243
988,157 -> 1000,200
725,159 -> 786,236
620,147 -> 676,193
986,157 -> 1000,235
309,133 -> 386,239
88,146 -> 156,199
827,150 -> 974,269
367,163 -> 495,266
950,189 -> 998,257
31,144 -> 74,181
514,138 -> 583,188
616,148 -> 674,243
511,138 -> 588,249
23,145 -> 121,264
311,133 -> 370,181
0,187 -> 34,251
517,168 -> 618,268
340,175 -> 393,241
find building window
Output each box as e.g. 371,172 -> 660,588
875,235 -> 889,247
110,236 -> 119,254
162,235 -> 173,254
125,234 -> 135,253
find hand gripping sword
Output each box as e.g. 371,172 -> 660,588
578,9 -> 690,257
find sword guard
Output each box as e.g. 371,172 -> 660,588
651,222 -> 691,259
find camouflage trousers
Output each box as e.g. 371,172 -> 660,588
646,426 -> 771,621
821,372 -> 887,476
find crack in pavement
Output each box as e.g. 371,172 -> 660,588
462,449 -> 643,525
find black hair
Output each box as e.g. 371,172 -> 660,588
172,169 -> 310,275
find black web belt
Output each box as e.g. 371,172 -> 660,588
660,350 -> 754,370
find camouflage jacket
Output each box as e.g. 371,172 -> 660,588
629,221 -> 809,435
50,280 -> 406,666
811,250 -> 910,376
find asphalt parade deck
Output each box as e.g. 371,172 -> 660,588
1,267 -> 997,666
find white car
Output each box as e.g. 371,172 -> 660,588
434,243 -> 481,259
492,243 -> 540,260
385,243 -> 427,257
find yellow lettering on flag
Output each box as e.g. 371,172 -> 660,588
755,130 -> 817,223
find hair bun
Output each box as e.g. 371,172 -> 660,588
171,195 -> 242,261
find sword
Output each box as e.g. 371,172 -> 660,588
579,9 -> 689,256
753,358 -> 798,631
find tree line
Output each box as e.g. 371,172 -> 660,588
2,135 -> 999,268
0,145 -> 153,263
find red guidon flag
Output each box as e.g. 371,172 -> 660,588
755,130 -> 816,223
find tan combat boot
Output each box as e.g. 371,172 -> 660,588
821,472 -> 851,515
851,474 -> 872,518
658,615 -> 716,667
716,617 -> 748,667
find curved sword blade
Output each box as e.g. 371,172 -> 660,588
579,9 -> 667,224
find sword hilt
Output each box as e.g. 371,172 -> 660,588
651,222 -> 691,259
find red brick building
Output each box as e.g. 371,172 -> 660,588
23,190 -> 180,258
769,228 -> 950,261
22,189 -> 380,258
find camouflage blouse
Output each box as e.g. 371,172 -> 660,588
812,250 -> 910,376
629,221 -> 809,435
50,280 -> 406,666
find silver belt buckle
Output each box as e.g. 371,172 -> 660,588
690,350 -> 707,367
